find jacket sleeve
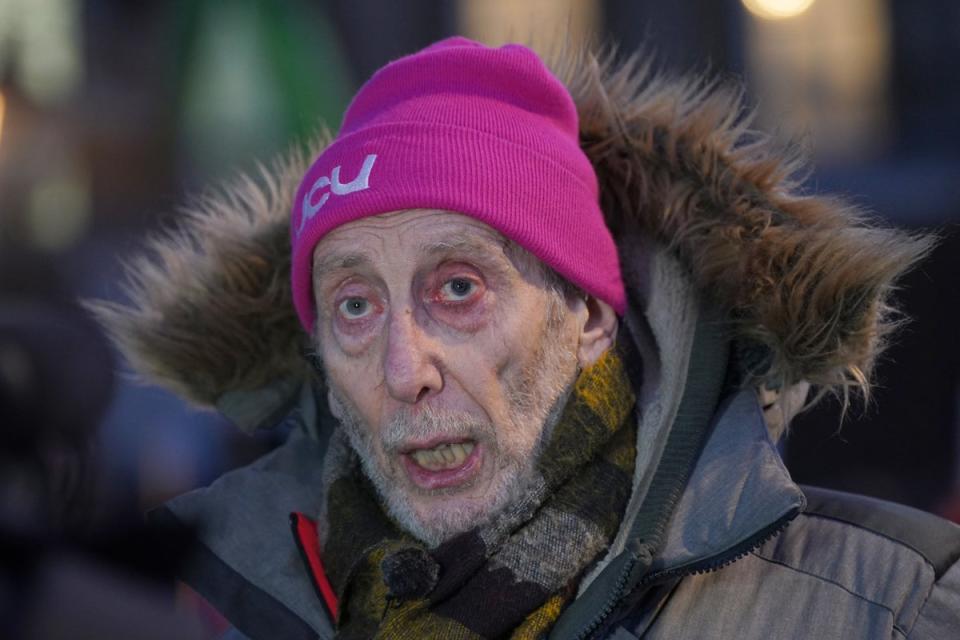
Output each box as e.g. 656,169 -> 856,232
907,558 -> 960,638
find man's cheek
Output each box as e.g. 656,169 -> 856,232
325,351 -> 383,414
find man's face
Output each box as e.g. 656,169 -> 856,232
312,209 -> 581,545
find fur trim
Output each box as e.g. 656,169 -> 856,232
551,49 -> 933,398
90,52 -> 932,410
90,137 -> 326,407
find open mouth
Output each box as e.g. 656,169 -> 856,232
401,439 -> 482,490
408,441 -> 475,470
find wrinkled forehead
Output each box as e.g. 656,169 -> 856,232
311,209 -> 521,281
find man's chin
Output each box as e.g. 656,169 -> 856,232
379,494 -> 483,547
383,467 -> 532,546
401,476 -> 494,524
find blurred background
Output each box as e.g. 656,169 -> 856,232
0,0 -> 958,632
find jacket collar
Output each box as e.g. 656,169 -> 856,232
619,243 -> 804,576
651,388 -> 805,574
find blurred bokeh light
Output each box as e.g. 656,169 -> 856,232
742,0 -> 816,20
458,0 -> 599,52
745,0 -> 891,162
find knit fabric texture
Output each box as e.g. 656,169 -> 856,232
319,347 -> 637,639
290,36 -> 627,330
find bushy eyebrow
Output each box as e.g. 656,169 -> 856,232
313,252 -> 374,284
420,235 -> 517,278
422,235 -> 507,261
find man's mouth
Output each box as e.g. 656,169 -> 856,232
408,441 -> 475,470
400,439 -> 482,490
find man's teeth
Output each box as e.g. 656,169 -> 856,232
410,442 -> 475,471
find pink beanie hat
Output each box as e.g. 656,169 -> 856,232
291,36 -> 626,330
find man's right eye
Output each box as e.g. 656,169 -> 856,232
338,297 -> 371,318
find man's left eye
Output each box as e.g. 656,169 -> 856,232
440,278 -> 475,301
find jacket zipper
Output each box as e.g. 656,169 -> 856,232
573,507 -> 801,640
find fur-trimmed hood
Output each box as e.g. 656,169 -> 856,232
91,49 -> 931,423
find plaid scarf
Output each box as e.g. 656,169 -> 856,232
320,348 -> 637,639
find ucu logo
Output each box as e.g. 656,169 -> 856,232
298,153 -> 378,235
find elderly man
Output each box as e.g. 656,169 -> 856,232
99,38 -> 959,639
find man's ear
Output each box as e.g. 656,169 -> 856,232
573,295 -> 619,368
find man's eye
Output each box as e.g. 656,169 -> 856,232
338,297 -> 371,318
440,278 -> 476,301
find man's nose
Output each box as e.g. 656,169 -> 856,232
383,309 -> 443,404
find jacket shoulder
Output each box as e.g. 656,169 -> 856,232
156,421 -> 336,640
744,485 -> 960,638
797,486 -> 960,638
800,485 -> 960,579
623,486 -> 960,640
